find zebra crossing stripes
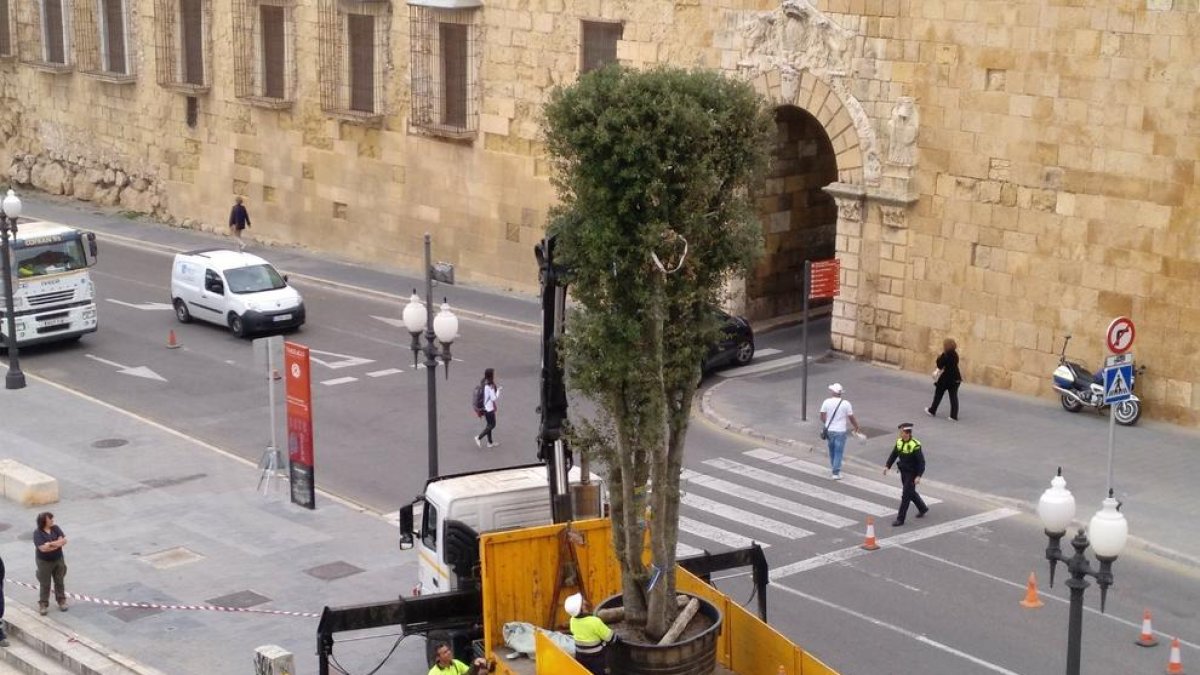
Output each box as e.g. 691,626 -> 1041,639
744,448 -> 944,506
680,493 -> 814,540
677,541 -> 704,557
703,458 -> 895,517
681,469 -> 857,529
678,516 -> 767,550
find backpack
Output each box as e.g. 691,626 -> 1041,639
471,382 -> 486,417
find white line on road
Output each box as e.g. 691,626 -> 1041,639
366,368 -> 403,377
678,516 -> 767,550
769,508 -> 1020,580
105,299 -> 174,311
681,469 -> 856,529
680,493 -> 813,540
755,348 -> 782,357
84,354 -> 168,382
745,448 -> 943,505
769,580 -> 1024,675
320,377 -> 358,386
705,457 -> 895,517
714,353 -> 810,378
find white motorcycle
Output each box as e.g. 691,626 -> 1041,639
1051,335 -> 1144,426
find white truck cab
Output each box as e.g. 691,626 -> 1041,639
1,221 -> 99,346
400,464 -> 604,595
170,249 -> 305,337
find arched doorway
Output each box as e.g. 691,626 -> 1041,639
746,104 -> 839,320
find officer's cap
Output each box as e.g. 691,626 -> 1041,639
898,422 -> 914,431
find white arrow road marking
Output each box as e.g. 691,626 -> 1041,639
84,354 -> 168,382
106,299 -> 174,311
307,348 -> 375,370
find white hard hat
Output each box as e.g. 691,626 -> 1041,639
564,593 -> 583,617
829,383 -> 844,394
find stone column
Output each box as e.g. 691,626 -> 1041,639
825,182 -> 867,358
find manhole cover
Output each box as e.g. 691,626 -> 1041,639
92,438 -> 129,449
206,590 -> 271,608
305,561 -> 365,581
110,606 -> 163,623
140,547 -> 205,569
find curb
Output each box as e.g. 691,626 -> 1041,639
3,603 -> 168,675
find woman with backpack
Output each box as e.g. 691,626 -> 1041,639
474,368 -> 502,448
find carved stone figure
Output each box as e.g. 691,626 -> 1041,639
886,97 -> 919,166
743,0 -> 853,77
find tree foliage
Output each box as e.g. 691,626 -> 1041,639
543,65 -> 772,639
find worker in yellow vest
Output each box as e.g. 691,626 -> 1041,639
565,593 -> 613,674
427,642 -> 487,675
883,421 -> 929,527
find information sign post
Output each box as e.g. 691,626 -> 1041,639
1102,317 -> 1135,494
802,259 -> 840,421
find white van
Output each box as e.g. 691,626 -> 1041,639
170,249 -> 305,337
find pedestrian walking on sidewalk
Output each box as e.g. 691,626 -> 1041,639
33,512 -> 68,615
0,553 -> 10,647
819,383 -> 862,480
883,422 -> 928,526
926,338 -> 962,421
474,368 -> 502,448
228,196 -> 251,250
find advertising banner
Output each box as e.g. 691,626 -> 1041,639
284,341 -> 316,509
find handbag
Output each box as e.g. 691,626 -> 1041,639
932,368 -> 943,382
820,399 -> 844,441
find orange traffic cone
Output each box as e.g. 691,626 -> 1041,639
1136,608 -> 1160,647
1019,572 -> 1043,608
860,517 -> 880,551
166,329 -> 180,349
1166,637 -> 1184,674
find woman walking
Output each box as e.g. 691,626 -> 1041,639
474,368 -> 502,448
926,338 -> 962,421
33,512 -> 68,615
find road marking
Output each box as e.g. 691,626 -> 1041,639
769,581 -> 1023,674
678,516 -> 767,550
308,348 -> 374,370
714,353 -> 809,378
366,368 -> 403,377
681,469 -> 856,529
676,541 -> 703,557
756,348 -> 782,357
320,377 -> 358,386
680,493 -> 813,540
769,508 -> 1020,580
745,448 -> 943,505
84,354 -> 168,382
105,299 -> 174,311
705,457 -> 895,517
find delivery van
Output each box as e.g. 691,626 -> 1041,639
170,249 -> 305,337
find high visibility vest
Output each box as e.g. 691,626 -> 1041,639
895,438 -> 921,455
570,615 -> 613,655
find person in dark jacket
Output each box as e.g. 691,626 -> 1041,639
926,337 -> 962,421
0,553 -> 9,647
884,422 -> 928,526
228,196 -> 251,251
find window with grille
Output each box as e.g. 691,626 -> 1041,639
316,0 -> 388,121
409,4 -> 479,138
232,0 -> 294,105
1,0 -> 13,58
580,20 -> 620,74
15,0 -> 73,69
154,0 -> 211,92
73,0 -> 134,79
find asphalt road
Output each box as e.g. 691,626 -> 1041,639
13,225 -> 1199,675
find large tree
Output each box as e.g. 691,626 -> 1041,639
543,65 -> 772,639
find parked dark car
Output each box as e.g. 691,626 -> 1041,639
703,311 -> 754,372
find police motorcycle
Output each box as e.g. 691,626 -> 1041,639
1051,334 -> 1145,426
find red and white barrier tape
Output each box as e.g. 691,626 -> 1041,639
5,578 -> 320,619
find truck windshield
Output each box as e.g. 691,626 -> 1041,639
225,264 -> 287,294
15,240 -> 88,278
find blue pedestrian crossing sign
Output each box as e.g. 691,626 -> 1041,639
1103,364 -> 1134,404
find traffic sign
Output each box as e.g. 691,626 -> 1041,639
808,258 -> 840,300
1105,353 -> 1132,368
1106,316 -> 1135,354
1103,364 -> 1134,404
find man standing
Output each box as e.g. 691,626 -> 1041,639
883,422 -> 929,526
818,383 -> 862,480
565,592 -> 613,675
427,642 -> 486,675
228,196 -> 251,251
0,552 -> 9,647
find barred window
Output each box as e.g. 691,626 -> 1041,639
154,0 -> 211,92
580,20 -> 620,74
15,0 -> 72,69
232,0 -> 294,105
74,0 -> 135,80
1,0 -> 13,58
42,0 -> 69,64
410,4 -> 479,138
317,0 -> 388,121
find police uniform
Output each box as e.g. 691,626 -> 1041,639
884,422 -> 928,526
565,593 -> 613,675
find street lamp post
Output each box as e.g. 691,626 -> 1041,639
403,233 -> 458,480
1037,468 -> 1129,675
1,189 -> 26,390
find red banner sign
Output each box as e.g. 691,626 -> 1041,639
809,258 -> 841,299
285,341 -> 316,509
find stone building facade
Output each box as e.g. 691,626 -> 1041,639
0,0 -> 1197,424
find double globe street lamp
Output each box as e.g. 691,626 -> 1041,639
1037,468 -> 1129,675
402,233 -> 459,480
1,189 -> 27,390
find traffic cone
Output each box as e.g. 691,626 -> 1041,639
1136,608 -> 1160,647
860,517 -> 880,551
1019,572 -> 1044,608
166,329 -> 180,349
1166,637 -> 1184,674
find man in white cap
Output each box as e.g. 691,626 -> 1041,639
565,592 -> 613,674
818,383 -> 862,480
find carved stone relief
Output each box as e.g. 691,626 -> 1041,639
886,97 -> 919,167
880,204 -> 907,229
835,196 -> 862,223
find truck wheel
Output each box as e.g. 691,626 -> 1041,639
228,313 -> 246,338
174,298 -> 192,323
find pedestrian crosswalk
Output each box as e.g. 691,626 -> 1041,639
672,448 -> 952,558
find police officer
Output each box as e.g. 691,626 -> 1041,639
883,422 -> 929,526
565,592 -> 613,674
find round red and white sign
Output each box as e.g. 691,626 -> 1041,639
1106,316 -> 1135,354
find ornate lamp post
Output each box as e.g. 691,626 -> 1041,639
0,189 -> 26,390
1037,468 -> 1129,675
402,233 -> 459,479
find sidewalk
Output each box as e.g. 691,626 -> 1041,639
700,355 -> 1200,568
